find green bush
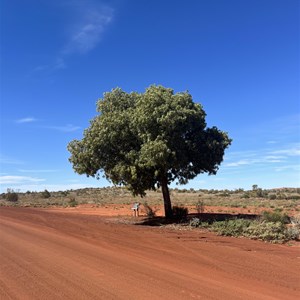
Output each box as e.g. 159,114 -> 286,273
42,189 -> 51,199
189,218 -> 209,228
7,192 -> 18,202
244,221 -> 286,242
190,217 -> 201,227
261,211 -> 289,224
208,218 -> 298,243
285,227 -> 300,240
290,214 -> 300,227
68,197 -> 78,207
211,219 -> 252,237
241,193 -> 250,199
287,195 -> 300,200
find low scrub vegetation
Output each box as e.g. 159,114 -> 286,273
1,186 -> 299,243
6,191 -> 19,202
68,197 -> 78,207
190,212 -> 300,243
42,189 -> 51,199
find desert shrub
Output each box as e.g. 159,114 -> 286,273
255,188 -> 266,198
209,217 -> 298,243
143,202 -> 156,218
244,221 -> 286,242
60,191 -> 69,197
195,200 -> 205,214
189,218 -> 210,228
219,192 -> 230,197
285,227 -> 300,240
190,217 -> 201,227
42,189 -> 51,199
276,193 -> 287,200
6,192 -> 18,202
261,211 -> 289,224
68,197 -> 78,207
211,219 -> 252,237
290,214 -> 300,227
172,206 -> 188,221
287,195 -> 300,200
241,193 -> 250,199
269,194 -> 277,200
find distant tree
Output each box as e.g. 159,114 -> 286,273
6,188 -> 18,202
42,189 -> 51,199
68,85 -> 231,218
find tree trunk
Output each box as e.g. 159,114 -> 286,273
161,176 -> 173,218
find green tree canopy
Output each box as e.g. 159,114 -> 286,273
68,85 -> 232,218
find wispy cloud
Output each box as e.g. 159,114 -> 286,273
32,1 -> 113,73
224,144 -> 300,168
16,117 -> 37,124
270,146 -> 300,156
63,8 -> 113,55
0,175 -> 45,185
274,165 -> 300,172
33,58 -> 66,74
225,160 -> 252,167
0,155 -> 24,165
224,155 -> 286,167
46,124 -> 81,132
18,169 -> 59,173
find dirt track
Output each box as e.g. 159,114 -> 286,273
0,207 -> 299,299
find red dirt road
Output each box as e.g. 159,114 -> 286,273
0,207 -> 299,300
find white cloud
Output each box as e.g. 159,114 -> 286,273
0,155 -> 24,165
225,159 -> 252,167
32,2 -> 113,73
0,176 -> 45,185
64,8 -> 113,55
224,143 -> 299,168
16,117 -> 37,124
270,147 -> 300,156
274,165 -> 300,172
18,169 -> 59,173
224,156 -> 283,167
46,124 -> 81,132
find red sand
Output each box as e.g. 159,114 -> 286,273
0,206 -> 299,299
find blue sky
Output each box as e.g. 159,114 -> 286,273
0,0 -> 299,193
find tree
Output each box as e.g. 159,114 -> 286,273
68,85 -> 231,218
42,189 -> 51,199
6,188 -> 18,202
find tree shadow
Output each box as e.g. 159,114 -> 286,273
135,212 -> 260,226
135,216 -> 175,226
188,212 -> 259,223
